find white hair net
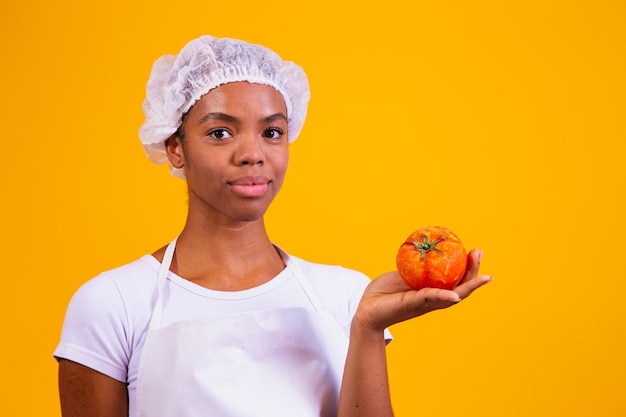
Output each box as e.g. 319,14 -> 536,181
139,35 -> 310,178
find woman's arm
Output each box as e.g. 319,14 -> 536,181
338,249 -> 491,417
338,318 -> 393,417
58,359 -> 128,417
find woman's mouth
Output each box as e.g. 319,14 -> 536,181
228,177 -> 271,198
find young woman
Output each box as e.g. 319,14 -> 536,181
55,35 -> 491,417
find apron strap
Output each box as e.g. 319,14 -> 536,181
285,255 -> 349,340
149,238 -> 177,330
285,257 -> 327,314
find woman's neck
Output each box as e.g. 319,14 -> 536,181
154,217 -> 285,291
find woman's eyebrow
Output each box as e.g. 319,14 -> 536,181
260,113 -> 288,124
197,112 -> 287,125
198,112 -> 239,125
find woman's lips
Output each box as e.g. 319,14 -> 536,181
228,176 -> 270,198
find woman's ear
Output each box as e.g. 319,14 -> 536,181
165,135 -> 185,169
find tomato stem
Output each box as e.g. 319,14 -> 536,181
409,234 -> 445,261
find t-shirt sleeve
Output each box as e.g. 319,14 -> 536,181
54,273 -> 130,383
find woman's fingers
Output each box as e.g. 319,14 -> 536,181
455,274 -> 493,299
417,287 -> 461,304
454,249 -> 493,299
458,249 -> 482,284
398,287 -> 461,320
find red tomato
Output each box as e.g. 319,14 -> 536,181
396,226 -> 467,290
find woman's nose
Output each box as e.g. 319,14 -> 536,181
235,134 -> 264,166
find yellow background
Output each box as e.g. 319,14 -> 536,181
2,0 -> 624,415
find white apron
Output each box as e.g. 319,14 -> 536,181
136,239 -> 350,417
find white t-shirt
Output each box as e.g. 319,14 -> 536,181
55,250 -> 378,415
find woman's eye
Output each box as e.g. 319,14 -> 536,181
263,128 -> 284,139
208,129 -> 232,139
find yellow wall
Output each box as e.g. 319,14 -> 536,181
2,1 -> 624,415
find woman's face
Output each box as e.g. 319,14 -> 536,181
166,82 -> 289,224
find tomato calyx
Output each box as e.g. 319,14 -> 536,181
408,234 -> 446,261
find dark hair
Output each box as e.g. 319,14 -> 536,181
174,111 -> 189,140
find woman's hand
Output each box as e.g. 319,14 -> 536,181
353,249 -> 492,333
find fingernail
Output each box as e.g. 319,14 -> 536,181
477,249 -> 483,263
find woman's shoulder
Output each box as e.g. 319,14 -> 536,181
56,255 -> 159,382
104,255 -> 160,282
284,254 -> 370,332
60,255 -> 161,341
287,254 -> 371,307
68,255 -> 160,314
289,255 -> 371,284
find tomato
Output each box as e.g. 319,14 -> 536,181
396,226 -> 467,291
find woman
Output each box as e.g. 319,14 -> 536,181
55,35 -> 491,417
